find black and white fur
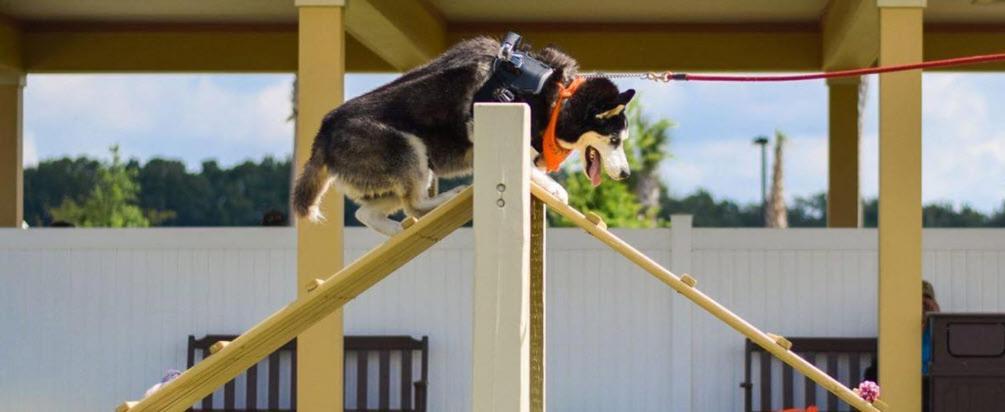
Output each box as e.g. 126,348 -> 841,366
293,37 -> 636,236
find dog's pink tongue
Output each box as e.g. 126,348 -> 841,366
588,155 -> 602,187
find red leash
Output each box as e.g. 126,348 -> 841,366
590,52 -> 1005,83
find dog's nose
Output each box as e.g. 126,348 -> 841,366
618,170 -> 630,180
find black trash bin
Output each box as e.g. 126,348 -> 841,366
928,313 -> 1005,412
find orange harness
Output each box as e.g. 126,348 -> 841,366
540,76 -> 585,172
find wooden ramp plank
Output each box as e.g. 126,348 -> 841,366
530,183 -> 881,412
125,187 -> 473,412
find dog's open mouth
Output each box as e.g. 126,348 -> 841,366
585,146 -> 602,187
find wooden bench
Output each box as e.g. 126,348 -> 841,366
187,334 -> 428,412
741,337 -> 877,412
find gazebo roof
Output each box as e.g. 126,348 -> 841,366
4,0 -> 1005,24
1,1 -> 1003,73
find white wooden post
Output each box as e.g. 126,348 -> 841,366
472,103 -> 532,412
670,214 -> 694,412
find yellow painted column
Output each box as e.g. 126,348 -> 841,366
878,3 -> 924,411
295,2 -> 345,410
0,73 -> 24,227
827,77 -> 862,227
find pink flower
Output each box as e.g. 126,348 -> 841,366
853,380 -> 881,403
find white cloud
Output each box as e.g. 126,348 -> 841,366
22,132 -> 37,167
861,73 -> 1005,212
24,74 -> 295,169
661,133 -> 829,204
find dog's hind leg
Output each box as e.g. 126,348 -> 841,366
354,196 -> 404,237
402,180 -> 467,218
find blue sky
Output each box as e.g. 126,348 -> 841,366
23,72 -> 1005,212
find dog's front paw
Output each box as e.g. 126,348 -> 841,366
547,184 -> 569,204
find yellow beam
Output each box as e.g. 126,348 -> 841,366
296,5 -> 346,411
448,23 -> 821,72
121,187 -> 473,411
0,16 -> 21,73
926,25 -> 1005,71
826,77 -> 862,228
532,183 -> 881,412
345,0 -> 446,71
19,23 -> 392,72
878,6 -> 923,412
821,0 -> 879,70
0,73 -> 23,227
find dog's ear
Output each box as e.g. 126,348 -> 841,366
615,89 -> 636,106
594,89 -> 636,119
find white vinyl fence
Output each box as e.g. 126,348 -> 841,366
2,221 -> 1005,412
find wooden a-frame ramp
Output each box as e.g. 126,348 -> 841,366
119,105 -> 883,412
119,187 -> 474,412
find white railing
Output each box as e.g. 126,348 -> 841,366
2,223 -> 1005,411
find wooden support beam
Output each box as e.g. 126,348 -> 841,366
0,73 -> 23,227
821,0 -> 879,70
19,23 -> 391,72
878,6 -> 924,412
345,0 -> 445,70
925,25 -> 1005,71
449,23 -> 821,72
0,17 -> 21,73
827,77 -> 863,227
295,5 -> 346,411
532,183 -> 880,412
530,197 -> 546,412
121,187 -> 472,411
472,103 -> 531,412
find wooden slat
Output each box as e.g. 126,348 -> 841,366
357,350 -> 368,410
290,347 -> 297,409
782,364 -> 794,408
744,341 -> 753,412
401,350 -> 413,410
827,354 -> 839,411
532,182 -> 880,412
379,350 -> 390,410
804,353 -> 817,408
268,353 -> 280,410
124,188 -> 472,411
760,351 -> 771,412
246,364 -> 258,411
850,353 -> 862,388
223,380 -> 235,410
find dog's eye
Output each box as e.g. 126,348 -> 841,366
610,136 -> 620,146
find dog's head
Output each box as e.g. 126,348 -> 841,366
557,78 -> 636,187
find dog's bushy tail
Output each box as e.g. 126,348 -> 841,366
292,148 -> 331,223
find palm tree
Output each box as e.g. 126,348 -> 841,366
766,131 -> 788,228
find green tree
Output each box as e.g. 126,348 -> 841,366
23,157 -> 102,226
624,100 -> 673,224
49,146 -> 153,227
553,167 -> 650,228
550,100 -> 672,228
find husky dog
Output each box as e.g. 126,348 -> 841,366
293,37 -> 636,236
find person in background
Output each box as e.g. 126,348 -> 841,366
922,280 -> 941,374
862,280 -> 940,411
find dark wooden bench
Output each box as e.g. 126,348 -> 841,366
741,337 -> 877,412
187,334 -> 428,412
